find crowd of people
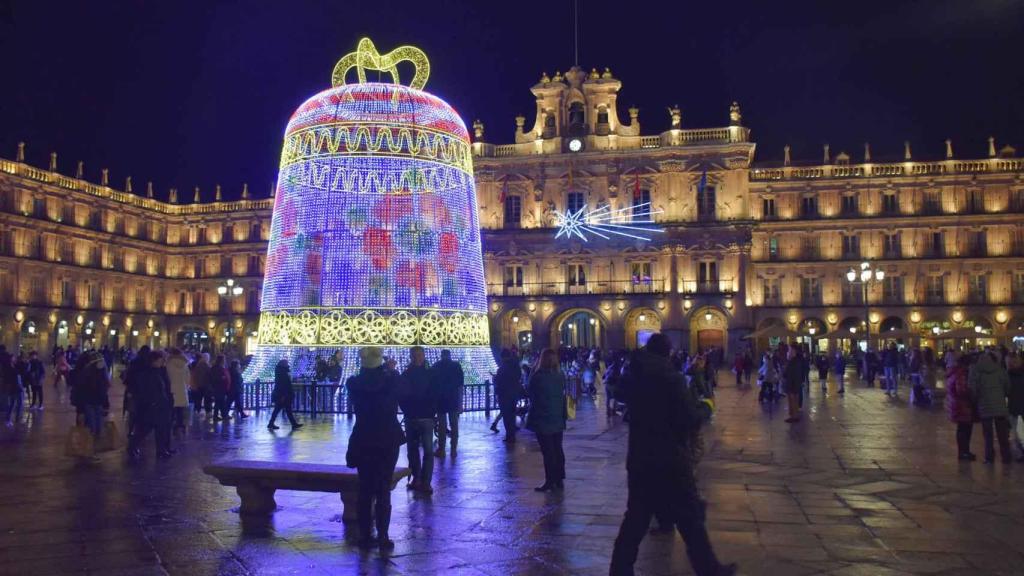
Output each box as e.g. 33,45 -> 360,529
5,330 -> 1022,575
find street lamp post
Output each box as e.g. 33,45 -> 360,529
846,261 -> 884,352
217,278 -> 244,356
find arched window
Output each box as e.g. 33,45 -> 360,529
503,195 -> 521,229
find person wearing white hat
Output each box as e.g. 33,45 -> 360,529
346,346 -> 405,549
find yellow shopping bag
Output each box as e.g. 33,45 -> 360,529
65,425 -> 95,458
96,420 -> 122,453
566,395 -> 577,421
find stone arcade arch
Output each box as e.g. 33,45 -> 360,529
552,308 -> 604,349
624,307 -> 661,349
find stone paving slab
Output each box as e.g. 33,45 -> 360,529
0,370 -> 1022,575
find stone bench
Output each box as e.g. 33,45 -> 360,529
203,459 -> 410,523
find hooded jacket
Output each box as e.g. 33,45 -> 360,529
968,353 -> 1009,419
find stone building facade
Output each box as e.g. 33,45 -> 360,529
1,65 -> 1022,357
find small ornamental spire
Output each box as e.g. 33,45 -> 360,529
628,106 -> 639,121
945,139 -> 953,159
783,145 -> 791,166
125,176 -> 132,193
76,161 -> 84,178
16,142 -> 25,162
241,183 -> 249,200
904,141 -> 912,160
823,144 -> 830,164
169,188 -> 178,203
552,70 -> 563,82
215,184 -> 222,202
589,68 -> 599,80
668,105 -> 681,128
864,143 -> 871,162
193,186 -> 201,203
101,168 -> 109,186
270,181 -> 276,198
729,102 -> 741,126
146,181 -> 154,198
602,67 -> 612,79
988,136 -> 996,158
49,152 -> 57,172
472,119 -> 484,140
540,71 -> 550,83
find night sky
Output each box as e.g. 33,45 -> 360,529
1,0 -> 1021,201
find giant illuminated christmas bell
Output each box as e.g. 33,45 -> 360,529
244,38 -> 496,384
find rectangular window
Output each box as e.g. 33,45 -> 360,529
882,194 -> 898,214
697,185 -> 716,220
503,265 -> 524,287
841,195 -> 858,216
967,230 -> 986,257
698,262 -> 718,289
567,264 -> 587,287
800,277 -> 821,304
762,278 -> 780,305
567,192 -> 586,214
632,189 -> 652,222
842,234 -> 860,258
923,190 -> 941,214
178,292 -> 187,313
926,276 -> 944,303
768,237 -> 779,260
884,232 -> 901,258
883,276 -> 903,303
968,189 -> 984,213
247,289 -> 260,313
193,290 -> 205,313
801,196 -> 818,218
931,232 -> 944,257
631,262 -> 652,284
60,279 -> 71,306
762,197 -> 776,219
503,195 -> 522,229
1014,273 -> 1024,302
968,274 -> 987,303
842,281 -> 862,305
802,236 -> 819,260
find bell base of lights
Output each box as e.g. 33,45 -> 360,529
242,345 -> 497,386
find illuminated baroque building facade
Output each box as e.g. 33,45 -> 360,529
1,65 -> 1022,358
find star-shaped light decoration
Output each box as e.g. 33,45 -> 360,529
554,202 -> 663,242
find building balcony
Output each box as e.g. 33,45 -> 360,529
965,292 -> 988,305
681,278 -> 735,295
800,292 -> 823,306
486,278 -> 667,298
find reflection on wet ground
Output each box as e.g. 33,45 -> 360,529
0,371 -> 1022,575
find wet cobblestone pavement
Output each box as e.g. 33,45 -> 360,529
1,372 -> 1023,575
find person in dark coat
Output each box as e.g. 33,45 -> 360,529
398,346 -> 436,494
209,354 -> 232,421
832,350 -> 847,395
526,349 -> 567,492
268,359 -> 302,430
969,350 -> 1011,463
609,333 -> 736,576
493,349 -> 523,443
226,359 -> 248,419
26,351 -> 46,410
1006,354 -> 1024,461
127,350 -> 173,461
431,349 -> 464,457
782,347 -> 803,423
347,347 -> 405,549
70,351 -> 110,438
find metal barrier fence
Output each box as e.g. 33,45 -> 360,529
243,379 -> 494,417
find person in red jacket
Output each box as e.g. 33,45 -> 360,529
945,353 -> 976,461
